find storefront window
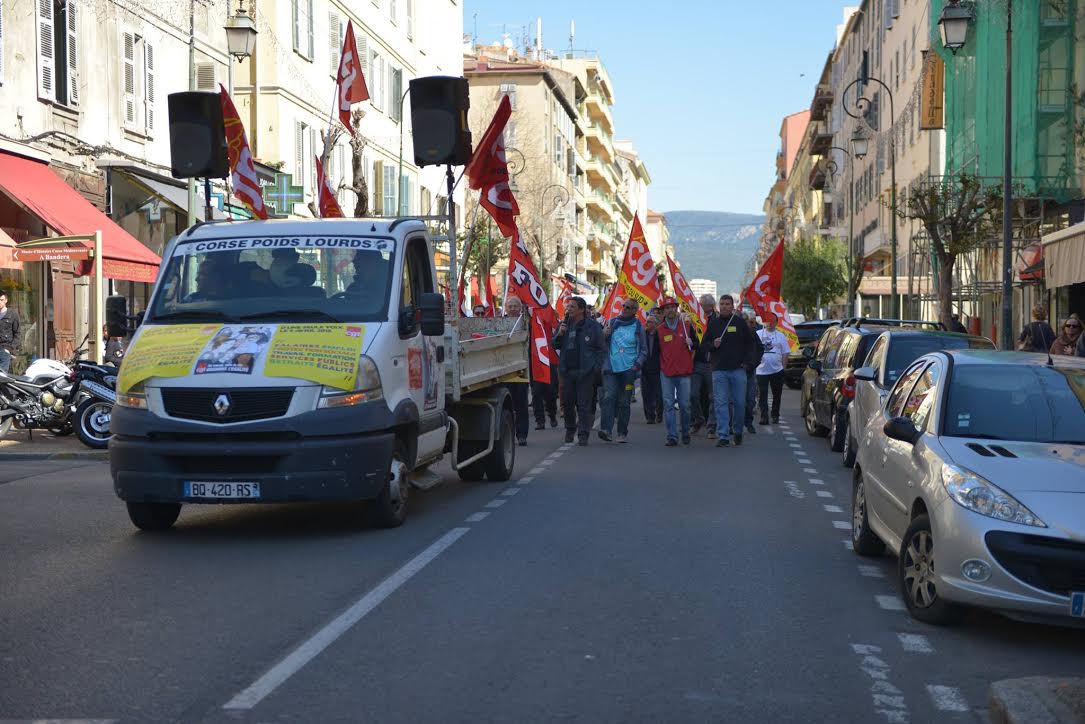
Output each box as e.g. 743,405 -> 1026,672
0,267 -> 42,372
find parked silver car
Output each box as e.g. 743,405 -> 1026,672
851,350 -> 1085,625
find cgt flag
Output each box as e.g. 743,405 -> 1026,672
336,20 -> 370,135
554,277 -> 574,319
614,216 -> 662,322
743,239 -> 797,351
465,95 -> 519,239
315,156 -> 344,218
598,281 -> 626,322
219,85 -> 268,219
665,253 -> 707,337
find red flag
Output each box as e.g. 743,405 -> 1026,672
666,253 -> 707,337
484,275 -> 498,317
465,96 -> 519,239
529,306 -> 558,384
336,20 -> 370,135
503,229 -> 556,382
219,85 -> 268,219
315,156 -> 345,218
554,278 -> 574,319
744,239 -> 784,315
599,282 -> 626,322
614,216 -> 661,322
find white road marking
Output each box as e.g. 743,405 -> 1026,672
539,459 -> 555,466
789,443 -> 802,448
858,564 -> 886,578
547,452 -> 563,460
223,527 -> 470,710
518,476 -> 534,485
465,512 -> 490,523
833,520 -> 851,530
843,540 -> 854,550
851,644 -> 910,723
926,685 -> 969,712
823,504 -> 844,513
816,490 -> 834,498
876,595 -> 905,611
809,478 -> 825,485
784,481 -> 806,499
803,467 -> 818,473
797,458 -> 812,464
897,633 -> 933,654
485,499 -> 507,508
529,467 -> 545,475
501,488 -> 520,497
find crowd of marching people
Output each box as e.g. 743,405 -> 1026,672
503,290 -> 793,449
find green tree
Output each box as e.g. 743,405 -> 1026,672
781,236 -> 847,317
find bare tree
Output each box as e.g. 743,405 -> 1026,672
307,109 -> 369,217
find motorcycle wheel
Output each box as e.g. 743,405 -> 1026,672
75,398 -> 113,450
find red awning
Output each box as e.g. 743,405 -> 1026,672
0,152 -> 160,282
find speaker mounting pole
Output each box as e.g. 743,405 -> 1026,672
446,164 -> 458,323
203,178 -> 214,221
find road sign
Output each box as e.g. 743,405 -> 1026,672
11,247 -> 92,262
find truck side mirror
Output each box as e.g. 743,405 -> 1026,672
419,293 -> 445,337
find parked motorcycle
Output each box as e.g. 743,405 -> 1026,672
0,352 -> 80,439
72,359 -> 118,450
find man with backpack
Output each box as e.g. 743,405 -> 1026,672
599,298 -> 647,443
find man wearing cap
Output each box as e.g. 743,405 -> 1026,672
657,297 -> 695,446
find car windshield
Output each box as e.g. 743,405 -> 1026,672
885,336 -> 993,385
147,236 -> 396,324
943,365 -> 1085,443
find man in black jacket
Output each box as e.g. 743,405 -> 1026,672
704,294 -> 756,446
690,294 -> 718,435
0,290 -> 20,374
641,314 -> 663,423
553,296 -> 606,446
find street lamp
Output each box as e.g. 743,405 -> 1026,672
536,183 -> 571,280
940,1 -> 1012,350
224,0 -> 258,61
825,144 -> 857,317
843,74 -> 898,318
938,1 -> 974,55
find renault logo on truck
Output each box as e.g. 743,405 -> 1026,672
213,393 -> 232,416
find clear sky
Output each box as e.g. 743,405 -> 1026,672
463,0 -> 851,215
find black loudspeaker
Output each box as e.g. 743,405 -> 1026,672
409,76 -> 472,167
167,91 -> 229,179
105,295 -> 128,338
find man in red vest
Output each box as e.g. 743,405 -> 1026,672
657,297 -> 695,446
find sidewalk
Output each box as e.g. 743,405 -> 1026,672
990,677 -> 1085,724
0,429 -> 108,461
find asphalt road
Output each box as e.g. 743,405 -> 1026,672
2,388 -> 1084,723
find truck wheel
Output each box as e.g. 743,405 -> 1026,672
456,442 -> 487,482
369,457 -> 409,529
483,407 -> 516,482
126,502 -> 181,531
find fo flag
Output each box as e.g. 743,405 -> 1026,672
465,96 -> 519,239
743,240 -> 797,351
614,216 -> 662,322
315,157 -> 344,218
505,230 -> 557,383
554,278 -> 574,319
666,253 -> 707,337
219,85 -> 268,219
336,20 -> 370,135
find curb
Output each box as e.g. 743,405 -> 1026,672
989,677 -> 1085,724
0,451 -> 109,461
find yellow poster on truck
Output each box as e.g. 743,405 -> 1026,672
117,324 -> 220,392
117,323 -> 366,392
264,324 -> 366,390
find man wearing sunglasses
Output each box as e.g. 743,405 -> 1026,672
599,298 -> 648,443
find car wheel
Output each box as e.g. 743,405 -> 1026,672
830,408 -> 847,452
804,397 -> 828,437
851,469 -> 885,557
842,423 -> 857,468
898,514 -> 965,625
126,502 -> 181,531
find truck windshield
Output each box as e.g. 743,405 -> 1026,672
147,238 -> 395,324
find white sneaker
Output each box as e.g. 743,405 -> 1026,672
616,434 -> 627,444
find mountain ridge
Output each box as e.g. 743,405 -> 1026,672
662,210 -> 764,297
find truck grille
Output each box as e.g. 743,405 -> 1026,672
986,531 -> 1085,596
160,388 -> 294,424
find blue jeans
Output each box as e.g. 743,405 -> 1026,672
601,368 -> 636,436
661,373 -> 691,442
712,368 -> 746,440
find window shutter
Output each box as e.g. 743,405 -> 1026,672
373,160 -> 384,215
122,31 -> 136,124
0,0 -> 6,84
386,61 -> 394,114
310,127 -> 319,195
291,0 -> 300,52
144,43 -> 155,131
36,0 -> 55,101
357,33 -> 369,78
328,11 -> 340,77
391,67 -> 402,121
406,0 -> 414,39
399,174 -> 409,215
306,0 -> 314,59
295,122 -> 306,191
66,1 -> 78,104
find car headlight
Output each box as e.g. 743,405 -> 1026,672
116,380 -> 147,410
941,463 -> 1046,528
318,355 -> 383,409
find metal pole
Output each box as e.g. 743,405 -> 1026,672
93,230 -> 104,364
889,92 -> 898,319
1000,3 -> 1014,350
397,87 -> 411,211
187,0 -> 197,228
447,165 -> 458,324
848,155 -> 855,317
204,178 -> 214,221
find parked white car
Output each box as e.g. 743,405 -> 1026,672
851,350 -> 1085,626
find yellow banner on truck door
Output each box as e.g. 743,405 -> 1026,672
117,324 -> 219,393
264,324 -> 366,391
